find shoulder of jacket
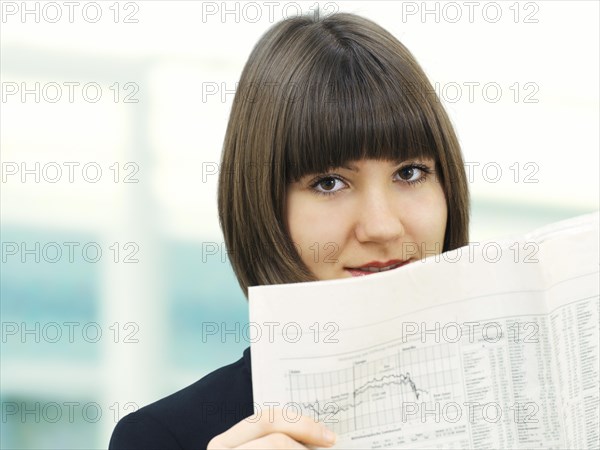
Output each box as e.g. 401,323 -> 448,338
109,408 -> 183,450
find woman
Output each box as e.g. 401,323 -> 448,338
110,11 -> 469,449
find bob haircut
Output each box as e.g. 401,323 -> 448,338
218,12 -> 470,297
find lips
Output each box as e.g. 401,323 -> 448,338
345,259 -> 411,277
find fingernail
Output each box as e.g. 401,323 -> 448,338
322,427 -> 336,444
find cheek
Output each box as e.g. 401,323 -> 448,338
415,186 -> 447,242
396,184 -> 447,246
286,193 -> 351,264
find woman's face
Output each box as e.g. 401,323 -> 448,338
286,158 -> 447,280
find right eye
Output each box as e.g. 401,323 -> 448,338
310,176 -> 347,196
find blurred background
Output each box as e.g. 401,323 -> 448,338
1,1 -> 598,448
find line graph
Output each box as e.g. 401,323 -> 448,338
287,343 -> 462,434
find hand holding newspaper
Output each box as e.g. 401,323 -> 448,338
249,212 -> 599,449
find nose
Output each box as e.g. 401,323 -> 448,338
354,189 -> 405,244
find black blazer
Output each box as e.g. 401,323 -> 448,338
109,347 -> 254,449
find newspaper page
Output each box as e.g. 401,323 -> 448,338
249,212 -> 599,449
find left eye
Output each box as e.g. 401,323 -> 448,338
396,165 -> 423,182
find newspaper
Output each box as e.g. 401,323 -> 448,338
249,212 -> 599,449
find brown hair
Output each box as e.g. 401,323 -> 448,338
218,12 -> 470,297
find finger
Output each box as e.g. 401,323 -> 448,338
210,408 -> 336,448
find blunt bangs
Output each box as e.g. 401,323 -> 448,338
283,50 -> 440,182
